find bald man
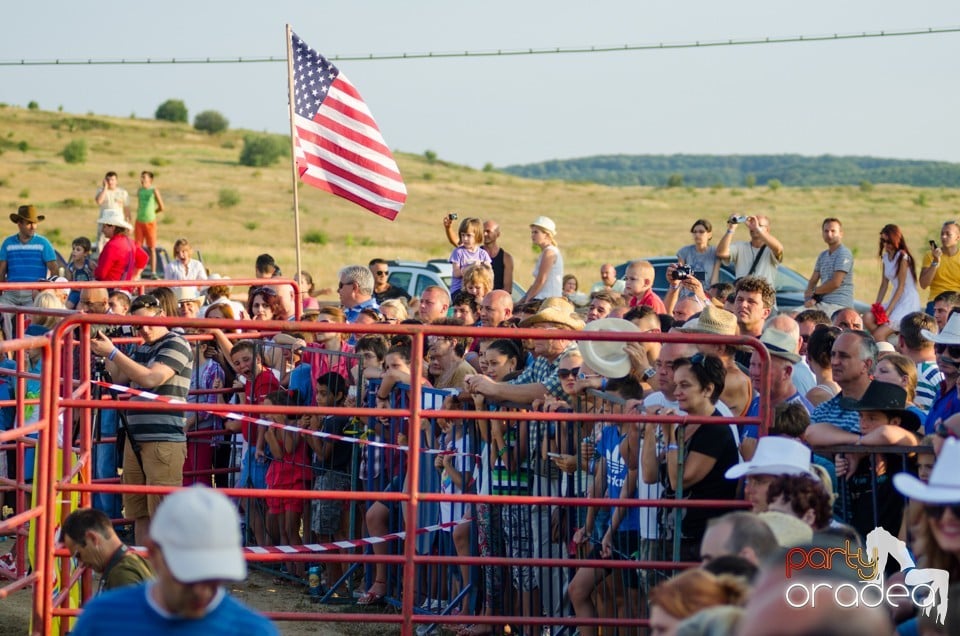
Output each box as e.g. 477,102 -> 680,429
766,313 -> 816,394
479,289 -> 513,327
716,214 -> 784,288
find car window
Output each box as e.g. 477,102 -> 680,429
414,274 -> 437,297
389,271 -> 412,294
775,267 -> 807,292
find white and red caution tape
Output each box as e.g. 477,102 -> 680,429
244,518 -> 465,555
93,380 -> 476,459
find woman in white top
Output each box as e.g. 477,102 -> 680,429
164,237 -> 208,281
865,224 -> 921,342
521,216 -> 563,302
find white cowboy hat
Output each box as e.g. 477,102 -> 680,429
894,438 -> 960,503
921,312 -> 960,345
578,317 -> 640,379
725,436 -> 815,480
759,328 -> 802,363
96,208 -> 132,231
174,286 -> 203,304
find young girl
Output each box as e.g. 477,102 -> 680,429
184,339 -> 225,486
520,216 -> 563,303
449,217 -> 492,294
263,390 -> 311,578
865,224 -> 921,342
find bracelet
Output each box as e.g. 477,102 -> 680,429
108,347 -> 119,361
376,393 -> 389,400
931,261 -> 940,267
726,229 -> 735,235
666,444 -> 679,452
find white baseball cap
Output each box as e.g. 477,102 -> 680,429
149,486 -> 246,583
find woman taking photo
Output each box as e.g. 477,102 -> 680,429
864,224 -> 921,342
657,354 -> 739,559
519,216 -> 563,303
675,218 -> 721,288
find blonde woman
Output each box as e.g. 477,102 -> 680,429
378,298 -> 409,324
520,216 -> 563,302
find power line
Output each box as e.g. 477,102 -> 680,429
1,25 -> 958,67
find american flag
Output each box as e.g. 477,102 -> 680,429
290,32 -> 407,220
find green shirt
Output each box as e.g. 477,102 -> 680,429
136,187 -> 158,223
102,547 -> 154,593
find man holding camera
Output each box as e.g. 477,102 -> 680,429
716,214 -> 783,288
90,294 -> 193,546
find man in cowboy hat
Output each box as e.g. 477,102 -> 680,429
0,205 -> 59,335
464,303 -> 583,403
920,312 -> 960,438
739,328 -> 816,460
93,208 -> 148,282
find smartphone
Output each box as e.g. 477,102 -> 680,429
930,240 -> 938,250
547,452 -> 563,459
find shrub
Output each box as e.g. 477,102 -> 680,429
62,139 -> 87,164
744,174 -> 757,188
149,157 -> 171,167
768,179 -> 782,191
859,180 -> 874,192
155,99 -> 188,123
18,189 -> 29,198
666,174 -> 684,188
482,162 -> 494,172
218,188 -> 241,208
17,141 -> 28,152
27,101 -> 39,110
424,150 -> 437,163
193,110 -> 229,134
304,230 -> 328,245
244,221 -> 258,231
239,134 -> 285,167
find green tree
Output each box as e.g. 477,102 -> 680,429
239,134 -> 286,167
424,150 -> 438,164
62,139 -> 87,164
27,101 -> 39,110
155,99 -> 188,123
193,110 -> 229,134
666,173 -> 684,188
768,178 -> 782,191
744,174 -> 756,188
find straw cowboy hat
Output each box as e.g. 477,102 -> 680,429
174,286 -> 204,304
725,436 -> 815,480
96,208 -> 132,231
530,216 -> 557,236
894,437 -> 960,503
578,317 -> 640,379
10,204 -> 44,224
519,305 -> 584,331
678,303 -> 738,336
922,312 -> 960,345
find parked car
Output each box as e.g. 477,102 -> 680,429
614,257 -> 870,314
386,259 -> 526,304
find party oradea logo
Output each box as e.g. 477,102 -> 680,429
784,527 -> 948,625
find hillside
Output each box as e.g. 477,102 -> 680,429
1,105 -> 959,301
502,154 -> 960,188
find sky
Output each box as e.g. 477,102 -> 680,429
2,1 -> 959,169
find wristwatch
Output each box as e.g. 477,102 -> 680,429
642,367 -> 656,380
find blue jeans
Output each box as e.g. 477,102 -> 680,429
93,409 -> 122,519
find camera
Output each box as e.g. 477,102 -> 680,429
447,213 -> 458,221
729,215 -> 748,224
671,264 -> 694,281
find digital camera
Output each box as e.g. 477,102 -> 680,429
729,215 -> 748,224
671,264 -> 694,281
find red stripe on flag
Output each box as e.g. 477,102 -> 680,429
296,147 -> 406,204
295,124 -> 403,182
299,167 -> 401,221
310,109 -> 394,159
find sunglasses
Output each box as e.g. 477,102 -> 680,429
924,503 -> 960,520
250,286 -> 278,298
935,344 -> 960,359
130,295 -> 161,313
373,270 -> 389,277
557,367 -> 600,380
337,281 -> 355,291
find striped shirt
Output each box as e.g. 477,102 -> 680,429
508,344 -> 575,400
810,392 -> 861,434
126,332 -> 193,442
915,361 -> 943,413
0,234 -> 55,282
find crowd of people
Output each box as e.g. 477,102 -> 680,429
6,200 -> 960,635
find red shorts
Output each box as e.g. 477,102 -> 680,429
135,221 -> 157,248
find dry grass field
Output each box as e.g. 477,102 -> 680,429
1,104 -> 959,302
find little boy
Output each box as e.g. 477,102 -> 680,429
66,237 -> 95,309
135,171 -> 164,277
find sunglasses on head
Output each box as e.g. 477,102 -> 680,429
924,503 -> 960,520
251,286 -> 278,298
935,343 -> 960,359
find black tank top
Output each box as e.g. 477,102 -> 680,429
490,248 -> 506,290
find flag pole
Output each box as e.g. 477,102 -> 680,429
285,24 -> 304,287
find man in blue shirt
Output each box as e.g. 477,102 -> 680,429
71,487 -> 278,635
0,205 -> 58,337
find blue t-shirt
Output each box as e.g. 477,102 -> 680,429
599,425 -> 638,532
741,392 -> 814,440
813,245 -> 855,307
810,393 -> 861,434
71,582 -> 278,635
0,234 -> 55,282
924,386 -> 960,435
